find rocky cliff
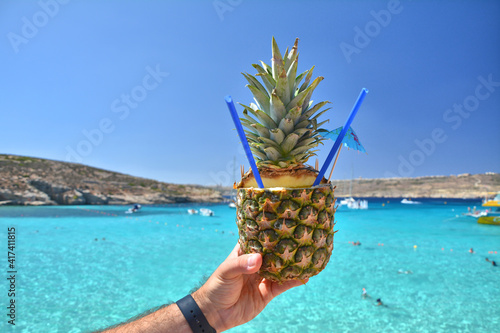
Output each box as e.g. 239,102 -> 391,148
1,155 -> 498,205
330,173 -> 500,199
0,155 -> 223,206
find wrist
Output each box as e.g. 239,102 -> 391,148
192,288 -> 224,332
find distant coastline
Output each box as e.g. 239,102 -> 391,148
327,173 -> 499,199
214,174 -> 500,201
0,154 -> 222,206
0,154 -> 498,206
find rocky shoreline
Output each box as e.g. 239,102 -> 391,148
0,155 -> 223,206
329,173 -> 500,199
0,155 -> 498,206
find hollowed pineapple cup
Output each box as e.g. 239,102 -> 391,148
235,183 -> 335,282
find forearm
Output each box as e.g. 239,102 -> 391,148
102,303 -> 192,333
97,244 -> 301,333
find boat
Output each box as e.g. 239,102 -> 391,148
187,209 -> 198,215
339,197 -> 368,210
125,204 -> 141,214
479,215 -> 500,225
463,210 -> 488,218
228,157 -> 237,209
199,208 -> 214,217
477,192 -> 500,225
401,198 -> 421,204
338,168 -> 368,210
339,198 -> 351,206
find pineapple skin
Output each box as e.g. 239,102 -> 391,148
236,183 -> 335,282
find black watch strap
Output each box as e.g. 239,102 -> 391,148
176,294 -> 216,333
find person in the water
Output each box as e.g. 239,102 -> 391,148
361,288 -> 370,299
486,258 -> 497,266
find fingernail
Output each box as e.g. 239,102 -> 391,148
247,254 -> 258,268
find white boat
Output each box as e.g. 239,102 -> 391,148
401,198 -> 421,204
338,167 -> 368,210
463,210 -> 488,218
339,197 -> 368,210
350,199 -> 368,210
199,208 -> 214,217
125,204 -> 142,214
228,157 -> 237,209
339,198 -> 351,206
187,209 -> 198,215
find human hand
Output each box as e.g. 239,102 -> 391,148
192,243 -> 308,332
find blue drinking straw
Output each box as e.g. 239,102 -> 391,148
313,88 -> 369,186
225,96 -> 264,188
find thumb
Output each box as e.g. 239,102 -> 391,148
217,253 -> 262,280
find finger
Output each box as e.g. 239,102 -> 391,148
229,242 -> 248,257
217,253 -> 262,280
272,278 -> 308,297
236,245 -> 244,256
226,243 -> 241,260
261,278 -> 308,300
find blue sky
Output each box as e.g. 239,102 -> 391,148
1,0 -> 499,186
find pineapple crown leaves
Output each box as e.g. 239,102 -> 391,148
240,37 -> 331,168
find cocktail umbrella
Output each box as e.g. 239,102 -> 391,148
321,126 -> 366,181
323,126 -> 366,153
313,88 -> 368,186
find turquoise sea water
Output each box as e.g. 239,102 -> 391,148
1,200 -> 499,333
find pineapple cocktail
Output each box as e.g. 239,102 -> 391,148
232,38 -> 336,283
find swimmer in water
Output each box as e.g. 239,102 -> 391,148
361,288 -> 370,299
398,269 -> 413,274
485,258 -> 497,266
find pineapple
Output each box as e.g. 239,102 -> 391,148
234,37 -> 336,282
